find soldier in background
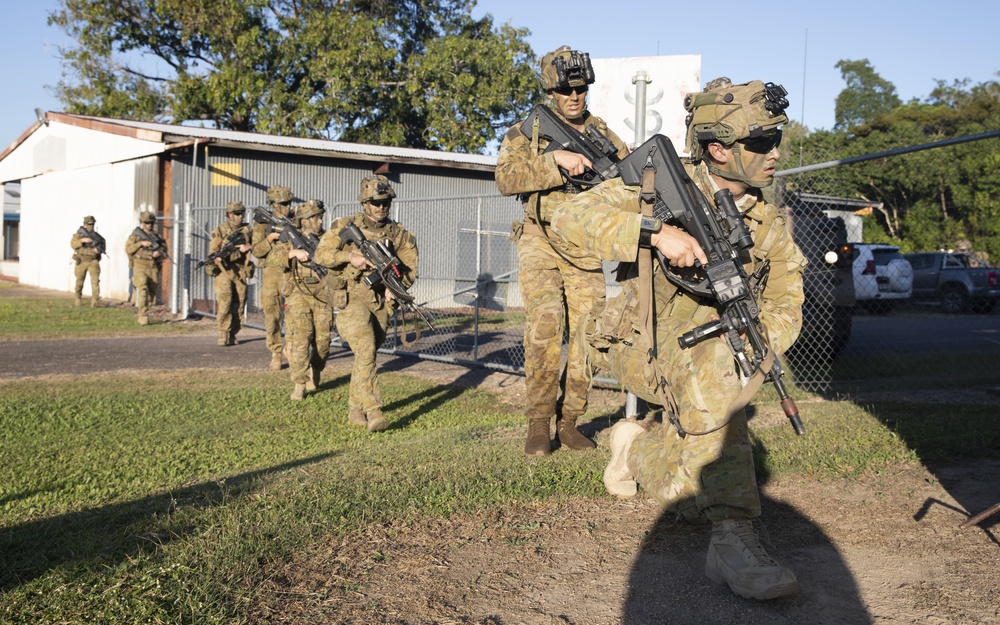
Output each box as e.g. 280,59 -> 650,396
314,175 -> 418,432
495,46 -> 630,456
208,201 -> 253,346
551,78 -> 806,600
282,200 -> 333,401
70,215 -> 104,307
125,211 -> 167,325
252,186 -> 295,370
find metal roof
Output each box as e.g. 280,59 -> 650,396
3,112 -> 498,173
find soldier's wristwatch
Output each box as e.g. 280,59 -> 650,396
638,217 -> 663,248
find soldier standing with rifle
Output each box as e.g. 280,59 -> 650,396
313,175 -> 419,433
252,186 -> 295,370
125,211 -> 167,325
70,215 -> 104,307
207,201 -> 253,346
550,79 -> 807,600
495,46 -> 630,456
281,200 -> 333,401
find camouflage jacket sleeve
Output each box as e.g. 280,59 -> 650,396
390,225 -> 419,289
209,224 -> 226,254
313,217 -> 352,269
550,178 -> 646,262
748,202 -> 807,355
494,121 -> 565,197
125,233 -> 143,257
71,232 -> 85,251
250,222 -> 274,259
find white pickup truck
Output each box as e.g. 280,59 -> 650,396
905,252 -> 999,313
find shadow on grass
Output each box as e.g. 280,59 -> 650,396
0,452 -> 337,592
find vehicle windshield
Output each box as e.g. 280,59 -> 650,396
870,248 -> 904,266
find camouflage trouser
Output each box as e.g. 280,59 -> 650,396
214,271 -> 247,338
74,258 -> 100,301
518,232 -> 606,421
584,296 -> 760,523
285,286 -> 333,385
131,261 -> 160,318
335,289 -> 391,414
260,266 -> 285,355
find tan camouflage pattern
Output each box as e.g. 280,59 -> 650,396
357,175 -> 396,204
314,211 -> 418,414
496,109 -> 629,422
251,222 -> 288,355
684,79 -> 788,160
71,228 -> 101,302
552,161 -> 806,523
209,220 -> 253,340
125,228 -> 166,319
279,225 -> 332,385
539,46 -> 595,91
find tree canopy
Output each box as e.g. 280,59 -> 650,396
49,0 -> 541,153
784,62 -> 1000,261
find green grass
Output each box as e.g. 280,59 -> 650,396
0,294 -> 203,340
1,368 -> 997,622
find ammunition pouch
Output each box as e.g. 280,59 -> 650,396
583,292 -> 639,351
332,289 -> 348,309
205,264 -> 221,277
72,253 -> 81,264
509,220 -> 524,242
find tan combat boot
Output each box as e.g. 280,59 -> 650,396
229,333 -> 239,346
524,418 -> 551,456
557,415 -> 596,450
218,333 -> 228,346
705,519 -> 799,600
138,315 -> 149,325
91,298 -> 99,308
290,383 -> 306,401
366,409 -> 389,432
74,297 -> 82,307
603,420 -> 645,497
268,352 -> 282,371
348,408 -> 367,427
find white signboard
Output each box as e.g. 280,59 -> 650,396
588,55 -> 701,155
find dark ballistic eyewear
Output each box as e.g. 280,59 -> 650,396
368,199 -> 391,208
552,85 -> 589,97
740,130 -> 782,154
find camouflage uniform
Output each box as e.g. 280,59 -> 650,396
208,201 -> 253,345
251,186 -> 295,369
280,200 -> 333,400
70,215 -> 102,307
495,45 -> 630,455
553,170 -> 805,520
125,212 -> 167,325
314,176 -> 418,429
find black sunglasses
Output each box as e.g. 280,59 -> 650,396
368,199 -> 391,208
552,85 -> 589,97
740,130 -> 782,154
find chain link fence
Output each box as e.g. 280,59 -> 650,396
179,139 -> 1000,397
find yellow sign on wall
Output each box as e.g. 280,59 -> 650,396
211,163 -> 241,186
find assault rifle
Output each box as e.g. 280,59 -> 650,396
195,229 -> 249,270
338,222 -> 434,331
618,135 -> 804,436
251,206 -> 326,278
518,103 -> 622,188
133,226 -> 170,260
76,227 -> 106,256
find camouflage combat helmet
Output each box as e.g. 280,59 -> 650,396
226,200 -> 246,214
295,199 -> 326,222
139,211 -> 156,224
684,79 -> 789,187
266,186 -> 294,204
539,46 -> 596,91
358,175 -> 396,204
83,215 -> 96,225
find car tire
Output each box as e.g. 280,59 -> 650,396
940,284 -> 968,314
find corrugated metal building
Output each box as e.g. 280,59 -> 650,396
0,112 -> 508,305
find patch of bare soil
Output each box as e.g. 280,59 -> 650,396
252,459 -> 1000,625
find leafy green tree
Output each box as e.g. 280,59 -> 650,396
48,0 -> 541,153
833,59 -> 902,130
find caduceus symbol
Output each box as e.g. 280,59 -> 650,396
624,83 -> 664,140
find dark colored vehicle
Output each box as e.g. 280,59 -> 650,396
905,251 -> 999,314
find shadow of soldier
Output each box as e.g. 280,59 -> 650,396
620,431 -> 872,624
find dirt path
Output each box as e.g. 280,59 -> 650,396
4,283 -> 999,623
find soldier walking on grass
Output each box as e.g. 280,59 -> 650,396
70,215 -> 104,308
495,46 -> 630,456
125,211 -> 167,325
314,175 -> 419,432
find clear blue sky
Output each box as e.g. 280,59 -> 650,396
3,0 -> 997,153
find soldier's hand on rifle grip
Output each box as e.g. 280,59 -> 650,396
348,250 -> 370,270
552,150 -> 593,177
267,231 -> 281,243
650,225 -> 708,267
289,249 -> 310,263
